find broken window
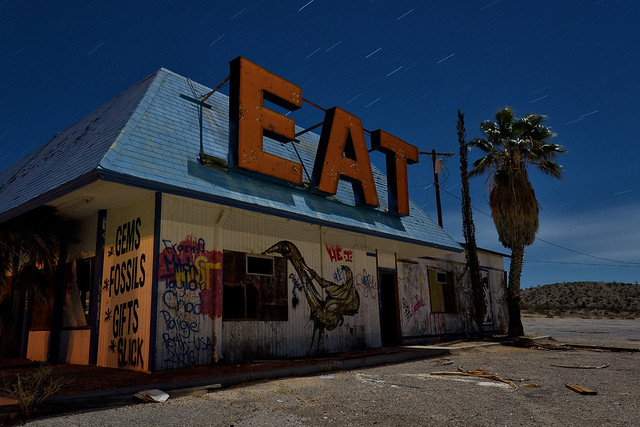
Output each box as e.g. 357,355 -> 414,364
63,257 -> 95,328
222,250 -> 287,321
428,269 -> 456,313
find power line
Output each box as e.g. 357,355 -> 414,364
440,187 -> 640,267
534,237 -> 640,266
527,260 -> 640,268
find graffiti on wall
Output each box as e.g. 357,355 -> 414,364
355,268 -> 376,299
324,244 -> 353,263
157,236 -> 221,367
264,241 -> 360,350
429,312 -> 446,336
102,217 -> 148,369
401,294 -> 426,321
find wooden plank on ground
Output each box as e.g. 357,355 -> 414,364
565,384 -> 597,395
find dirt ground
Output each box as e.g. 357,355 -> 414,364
2,315 -> 639,425
2,315 -> 638,397
24,334 -> 640,426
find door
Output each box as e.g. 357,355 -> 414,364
378,270 -> 401,346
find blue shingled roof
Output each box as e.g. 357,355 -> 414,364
0,68 -> 461,253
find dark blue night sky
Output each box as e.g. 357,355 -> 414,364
1,0 -> 639,287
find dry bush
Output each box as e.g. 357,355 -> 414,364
1,364 -> 68,418
521,282 -> 640,317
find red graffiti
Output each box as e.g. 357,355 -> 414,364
429,312 -> 447,337
325,244 -> 353,262
158,236 -> 222,319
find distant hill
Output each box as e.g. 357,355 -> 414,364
521,282 -> 640,318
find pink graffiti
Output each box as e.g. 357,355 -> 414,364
410,294 -> 426,315
158,236 -> 222,319
324,244 -> 353,263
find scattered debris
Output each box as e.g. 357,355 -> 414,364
521,383 -> 541,388
560,344 -> 639,353
430,368 -> 518,390
565,384 -> 597,395
319,375 -> 335,380
551,363 -> 610,369
525,341 -> 639,353
134,389 -> 169,403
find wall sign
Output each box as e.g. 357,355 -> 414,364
228,56 -> 418,216
97,198 -> 155,371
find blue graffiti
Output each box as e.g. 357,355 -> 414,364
356,269 -> 376,298
333,267 -> 347,284
161,333 -> 213,367
158,237 -> 214,368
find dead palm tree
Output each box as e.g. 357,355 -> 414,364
469,107 -> 565,336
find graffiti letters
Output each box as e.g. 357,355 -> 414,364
355,269 -> 376,299
324,244 -> 353,263
402,294 -> 426,321
429,312 -> 447,336
158,236 -> 221,368
402,298 -> 411,320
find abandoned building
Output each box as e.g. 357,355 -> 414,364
0,57 -> 507,371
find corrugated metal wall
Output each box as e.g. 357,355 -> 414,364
155,195 -> 222,370
153,194 -> 509,365
157,195 -> 383,364
397,256 -> 508,340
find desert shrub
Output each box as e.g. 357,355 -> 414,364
1,364 -> 68,418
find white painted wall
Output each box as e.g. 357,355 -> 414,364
397,253 -> 508,341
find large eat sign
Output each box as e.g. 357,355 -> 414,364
228,57 -> 418,216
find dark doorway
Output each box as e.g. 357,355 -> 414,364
378,270 -> 400,346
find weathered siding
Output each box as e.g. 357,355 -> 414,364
376,250 -> 396,270
397,253 -> 508,341
155,195 -> 222,370
220,207 -> 382,362
148,197 -> 382,363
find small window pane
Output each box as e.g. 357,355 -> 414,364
247,255 -> 273,276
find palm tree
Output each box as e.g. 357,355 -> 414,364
469,107 -> 565,336
0,206 -> 74,358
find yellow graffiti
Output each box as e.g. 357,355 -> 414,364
194,255 -> 221,291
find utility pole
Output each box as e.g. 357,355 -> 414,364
420,150 -> 454,228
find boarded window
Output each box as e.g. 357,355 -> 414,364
222,250 -> 287,321
428,269 -> 456,313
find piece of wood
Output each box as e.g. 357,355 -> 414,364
565,384 -> 597,395
566,344 -> 639,353
430,368 -> 518,390
551,363 -> 609,369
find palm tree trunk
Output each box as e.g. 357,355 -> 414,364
507,245 -> 525,336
